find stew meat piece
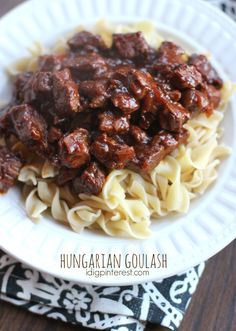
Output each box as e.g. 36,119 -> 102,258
29,72 -> 53,103
181,89 -> 210,113
111,87 -> 140,114
53,69 -> 80,116
10,104 -> 48,150
0,30 -> 223,194
58,128 -> 90,168
156,41 -> 186,65
130,142 -> 165,172
68,31 -> 108,53
157,100 -> 190,132
73,162 -> 106,195
79,79 -> 109,108
98,110 -> 130,134
90,133 -> 135,169
64,53 -> 108,80
130,125 -> 150,144
112,32 -> 151,59
0,105 -> 13,131
0,147 -> 22,193
204,84 -> 221,109
109,68 -> 157,114
188,54 -> 223,88
13,72 -> 33,102
170,64 -> 203,90
130,129 -> 189,172
38,54 -> 65,72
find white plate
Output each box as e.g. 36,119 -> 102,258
0,0 -> 236,285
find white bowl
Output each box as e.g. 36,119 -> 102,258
0,0 -> 236,285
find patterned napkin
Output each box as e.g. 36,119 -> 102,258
0,1 -> 234,331
0,250 -> 204,331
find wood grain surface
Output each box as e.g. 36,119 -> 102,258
0,1 -> 235,330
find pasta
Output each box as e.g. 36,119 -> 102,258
14,21 -> 233,238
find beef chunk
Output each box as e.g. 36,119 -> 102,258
130,141 -> 165,172
154,131 -> 179,153
171,64 -> 203,89
151,63 -> 175,82
173,129 -> 189,146
115,68 -> 159,114
90,133 -> 135,169
48,126 -> 63,143
188,54 -> 223,88
0,105 -> 13,131
111,66 -> 133,84
111,91 -> 140,114
182,84 -> 221,115
98,110 -> 130,134
57,167 -> 78,186
38,54 -> 65,72
156,41 -> 186,65
110,68 -> 158,114
73,162 -> 106,195
108,77 -> 140,114
157,100 -> 190,132
112,65 -> 155,100
68,31 -> 107,53
79,79 -> 109,108
29,71 -> 53,102
181,89 -> 210,113
153,62 -> 202,91
142,90 -> 157,114
53,69 -> 80,116
151,64 -> 182,100
156,129 -> 189,152
13,72 -> 33,102
204,84 -> 221,109
130,125 -> 150,144
127,69 -> 158,114
32,72 -> 53,94
140,84 -> 189,131
112,32 -> 151,59
10,104 -> 47,149
58,128 -> 90,168
130,129 -> 188,172
128,69 -> 155,100
64,53 -> 107,80
14,71 -> 53,104
0,147 -> 22,193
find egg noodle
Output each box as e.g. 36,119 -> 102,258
9,21 -> 234,238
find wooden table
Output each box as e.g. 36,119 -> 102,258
0,1 -> 235,330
